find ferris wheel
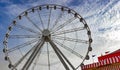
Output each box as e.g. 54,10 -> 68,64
3,4 -> 92,70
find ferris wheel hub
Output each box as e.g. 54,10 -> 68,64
42,29 -> 51,42
42,29 -> 50,36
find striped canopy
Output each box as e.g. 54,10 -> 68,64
81,49 -> 120,70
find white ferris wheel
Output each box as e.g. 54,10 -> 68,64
3,4 -> 92,70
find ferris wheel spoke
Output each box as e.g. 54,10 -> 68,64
16,24 -> 40,34
47,42 -> 50,70
22,38 -> 45,70
25,16 -> 42,32
12,45 -> 36,69
7,39 -> 39,53
50,11 -> 64,31
53,40 -> 84,59
49,38 -> 75,70
37,10 -> 45,29
9,35 -> 41,39
51,17 -> 76,33
47,8 -> 52,30
53,36 -> 89,44
52,27 -> 85,36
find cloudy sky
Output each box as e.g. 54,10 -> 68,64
0,0 -> 120,70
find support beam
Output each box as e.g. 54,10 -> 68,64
8,39 -> 38,53
47,8 -> 52,29
50,11 -> 63,31
52,17 -> 76,33
22,38 -> 45,70
48,38 -> 70,70
31,48 -> 42,70
54,40 -> 84,59
9,35 -> 40,39
25,16 -> 42,32
52,27 -> 85,36
53,36 -> 88,44
12,45 -> 36,69
16,24 -> 40,34
37,10 -> 45,29
52,41 -> 76,70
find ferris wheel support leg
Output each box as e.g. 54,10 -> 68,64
12,45 -> 36,69
53,43 -> 76,70
22,38 -> 45,70
48,38 -> 76,70
48,38 -> 70,70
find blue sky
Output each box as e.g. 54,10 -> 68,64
0,0 -> 120,70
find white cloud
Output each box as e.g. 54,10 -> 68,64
4,4 -> 28,17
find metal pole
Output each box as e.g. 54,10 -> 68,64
48,38 -> 70,70
53,43 -> 76,70
22,38 -> 45,70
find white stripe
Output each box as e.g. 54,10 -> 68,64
109,58 -> 112,64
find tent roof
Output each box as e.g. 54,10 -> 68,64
98,49 -> 120,59
110,49 -> 120,54
81,49 -> 120,70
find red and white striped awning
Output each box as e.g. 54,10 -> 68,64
81,57 -> 120,70
81,62 -> 99,70
81,49 -> 120,70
